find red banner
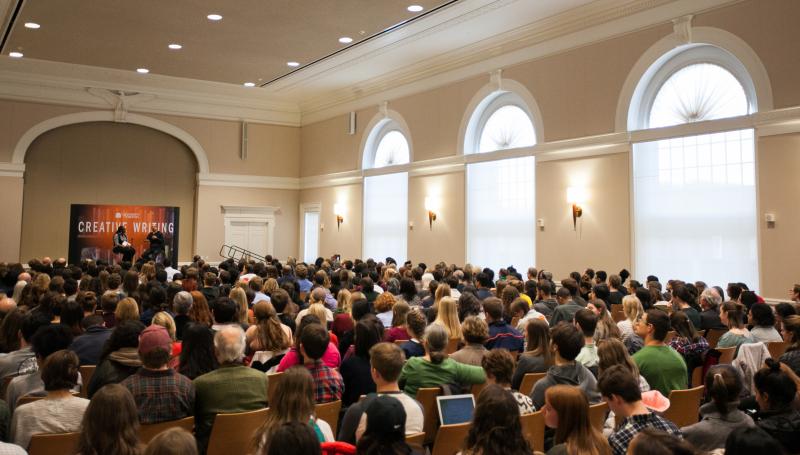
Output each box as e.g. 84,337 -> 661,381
68,204 -> 179,264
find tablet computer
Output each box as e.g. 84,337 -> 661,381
436,394 -> 476,426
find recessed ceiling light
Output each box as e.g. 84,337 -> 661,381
168,43 -> 182,50
338,36 -> 353,44
24,22 -> 40,29
407,5 -> 424,12
207,13 -> 222,21
9,52 -> 23,58
243,82 -> 255,87
136,68 -> 149,74
287,61 -> 300,67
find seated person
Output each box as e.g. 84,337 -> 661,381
482,349 -> 535,414
399,324 -> 485,397
356,395 -> 417,455
530,322 -> 600,409
299,323 -> 344,404
598,365 -> 681,455
277,315 -> 341,372
450,316 -> 489,367
10,350 -> 89,449
87,320 -> 145,398
753,359 -> 800,453
483,298 -> 524,352
512,319 -> 552,390
0,312 -> 50,379
574,309 -> 599,372
338,342 -> 424,444
121,325 -> 195,424
400,309 -> 427,360
632,309 -> 687,397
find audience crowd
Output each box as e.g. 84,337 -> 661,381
0,255 -> 798,454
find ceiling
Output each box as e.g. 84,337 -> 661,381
1,0 -> 452,85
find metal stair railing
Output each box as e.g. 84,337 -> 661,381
219,244 -> 266,262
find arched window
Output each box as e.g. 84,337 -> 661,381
362,117 -> 409,263
632,47 -> 758,290
464,90 -> 537,273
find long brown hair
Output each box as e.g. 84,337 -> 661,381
463,385 -> 530,455
77,384 -> 142,455
590,300 -> 621,340
251,366 -> 316,452
545,385 -> 611,455
188,291 -> 213,327
524,318 -> 552,366
721,301 -> 745,329
597,338 -> 639,379
253,301 -> 290,352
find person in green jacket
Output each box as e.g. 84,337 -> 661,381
632,309 -> 687,397
193,324 -> 268,454
399,323 -> 485,397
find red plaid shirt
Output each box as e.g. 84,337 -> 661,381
121,367 -> 195,424
306,360 -> 343,404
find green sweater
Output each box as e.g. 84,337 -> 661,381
193,364 -> 268,453
633,345 -> 687,397
399,357 -> 486,397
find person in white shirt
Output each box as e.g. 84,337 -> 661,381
511,299 -> 547,333
574,309 -> 599,371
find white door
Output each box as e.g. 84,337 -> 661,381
303,211 -> 320,264
227,221 -> 268,256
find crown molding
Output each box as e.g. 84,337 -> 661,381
0,58 -> 301,126
198,173 -> 300,190
296,0 -> 741,125
0,162 -> 24,178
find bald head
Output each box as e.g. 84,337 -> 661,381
0,296 -> 17,316
310,287 -> 327,304
42,257 -> 52,265
18,273 -> 31,283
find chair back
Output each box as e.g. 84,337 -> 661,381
267,372 -> 284,405
431,422 -> 470,455
79,365 -> 96,398
207,408 -> 270,455
767,341 -> 790,360
705,328 -> 728,349
406,431 -> 426,447
139,416 -> 195,444
416,387 -> 442,444
394,339 -> 409,345
28,431 -> 80,455
663,386 -> 705,428
518,372 -> 547,396
521,410 -> 545,453
588,401 -> 609,431
315,400 -> 343,435
16,395 -> 45,407
717,346 -> 736,364
610,304 -> 625,323
446,338 -> 460,354
690,366 -> 704,388
471,382 -> 486,399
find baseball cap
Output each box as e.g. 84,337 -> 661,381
364,395 -> 406,438
138,325 -> 172,354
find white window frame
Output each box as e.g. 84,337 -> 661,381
464,91 -> 538,155
299,202 -> 321,264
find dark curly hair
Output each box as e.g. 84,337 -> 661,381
463,384 -> 531,455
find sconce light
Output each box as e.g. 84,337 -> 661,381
424,197 -> 438,230
333,203 -> 344,231
566,187 -> 586,231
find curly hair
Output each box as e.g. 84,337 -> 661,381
463,385 -> 531,455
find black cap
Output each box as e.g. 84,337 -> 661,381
364,395 -> 406,437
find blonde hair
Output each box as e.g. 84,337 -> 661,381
337,289 -> 352,314
307,303 -> 328,325
434,297 -> 462,339
434,283 -> 451,307
622,295 -> 644,323
152,311 -> 177,341
114,297 -> 140,324
228,287 -> 249,325
262,278 -> 279,295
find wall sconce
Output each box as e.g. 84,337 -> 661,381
566,187 -> 586,231
333,203 -> 344,231
424,197 -> 438,230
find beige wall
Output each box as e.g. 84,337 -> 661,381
0,177 -> 24,261
298,183 -> 363,260
408,172 -> 466,265
20,122 -> 197,261
195,185 -> 299,262
536,152 -> 631,280
757,133 -> 800,299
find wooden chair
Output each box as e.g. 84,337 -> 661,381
610,304 -> 625,323
207,408 -> 270,455
717,346 -> 736,364
518,372 -> 547,396
521,410 -> 545,453
267,372 -> 284,405
416,387 -> 442,445
394,339 -> 409,345
315,400 -> 342,434
431,422 -> 470,455
705,328 -> 728,349
139,416 -> 194,444
79,365 -> 96,398
446,338 -> 460,354
663,386 -> 705,428
471,382 -> 486,399
588,401 -> 609,431
405,431 -> 425,447
767,341 -> 790,360
28,431 -> 80,455
690,366 -> 704,388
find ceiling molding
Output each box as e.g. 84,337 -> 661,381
296,0 -> 741,125
0,162 -> 24,178
198,173 -> 300,190
0,58 -> 301,126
